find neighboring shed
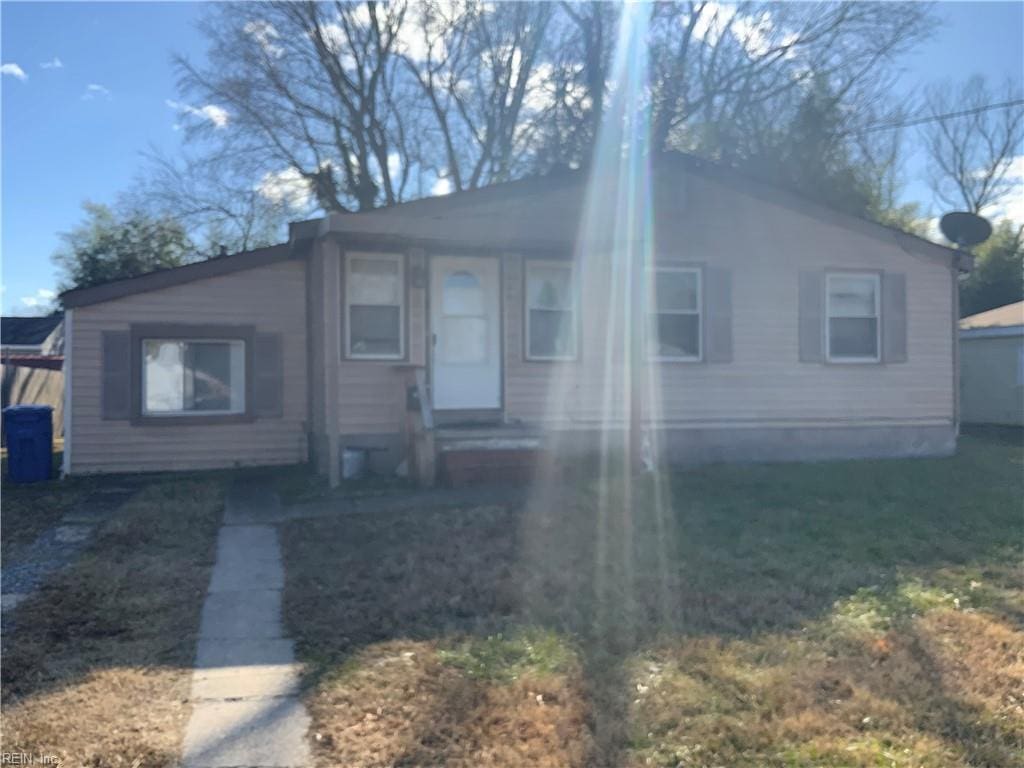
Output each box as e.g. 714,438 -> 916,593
1,313 -> 64,355
1,314 -> 66,443
959,301 -> 1024,426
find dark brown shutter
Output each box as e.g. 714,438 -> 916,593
704,267 -> 733,362
253,332 -> 284,417
882,272 -> 908,363
101,331 -> 131,420
798,270 -> 824,363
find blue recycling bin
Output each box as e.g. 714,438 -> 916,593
4,405 -> 54,483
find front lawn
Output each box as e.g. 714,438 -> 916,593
1,475 -> 225,768
2,445 -> 78,560
281,433 -> 1023,767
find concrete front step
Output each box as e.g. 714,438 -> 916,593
440,447 -> 550,487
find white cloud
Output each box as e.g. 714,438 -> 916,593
982,155 -> 1024,226
318,21 -> 357,71
81,83 -> 111,100
431,176 -> 453,196
40,57 -> 63,69
320,6 -> 446,69
20,288 -> 56,309
387,152 -> 401,180
396,8 -> 448,63
166,99 -> 229,128
524,62 -> 556,113
688,3 -> 794,61
1,63 -> 27,80
257,167 -> 313,209
996,193 -> 1024,227
244,19 -> 284,58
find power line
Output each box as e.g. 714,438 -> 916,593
855,98 -> 1024,135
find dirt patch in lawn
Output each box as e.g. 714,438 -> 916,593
1,472 -> 98,561
1,476 -> 224,768
281,434 -> 1023,767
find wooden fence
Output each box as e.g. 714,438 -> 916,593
1,360 -> 64,445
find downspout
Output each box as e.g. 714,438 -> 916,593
952,262 -> 960,437
951,249 -> 973,439
302,240 -> 315,464
61,308 -> 73,476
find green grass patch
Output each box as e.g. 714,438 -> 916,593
438,628 -> 577,682
831,580 -> 965,633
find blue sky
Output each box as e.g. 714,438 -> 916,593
2,1 -> 1022,314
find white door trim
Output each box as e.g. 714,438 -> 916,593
429,255 -> 502,411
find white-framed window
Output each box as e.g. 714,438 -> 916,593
525,260 -> 578,360
826,272 -> 880,363
142,339 -> 246,415
345,252 -> 404,359
648,266 -> 702,361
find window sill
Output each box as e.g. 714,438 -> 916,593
825,357 -> 882,365
132,413 -> 255,427
344,355 -> 407,363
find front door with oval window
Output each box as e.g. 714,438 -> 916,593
430,256 -> 501,410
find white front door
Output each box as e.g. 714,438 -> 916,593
430,256 -> 501,410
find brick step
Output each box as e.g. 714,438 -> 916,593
440,447 -> 549,488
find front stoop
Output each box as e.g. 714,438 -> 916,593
436,427 -> 548,487
181,489 -> 311,768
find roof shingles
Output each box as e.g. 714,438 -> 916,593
1,314 -> 64,346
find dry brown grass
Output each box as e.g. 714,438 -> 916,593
282,433 -> 1022,767
626,605 -> 1023,767
1,476 -> 224,768
2,463 -> 92,560
304,639 -> 590,767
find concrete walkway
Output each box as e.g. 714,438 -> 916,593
181,486 -> 310,768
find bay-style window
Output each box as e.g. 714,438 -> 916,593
346,253 -> 404,359
525,260 -> 577,360
142,339 -> 246,415
648,266 -> 702,361
826,272 -> 880,362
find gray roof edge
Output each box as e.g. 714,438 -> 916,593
59,242 -> 301,309
323,153 -> 971,271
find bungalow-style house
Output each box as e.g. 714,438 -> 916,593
58,153 -> 971,484
959,300 -> 1024,426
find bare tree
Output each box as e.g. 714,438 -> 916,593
174,1 -> 410,212
160,0 -> 938,227
133,150 -> 303,254
922,75 -> 1024,214
531,2 -> 619,169
400,1 -> 554,191
648,2 -> 935,157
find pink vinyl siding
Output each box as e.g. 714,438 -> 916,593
68,261 -> 308,473
502,173 -> 954,430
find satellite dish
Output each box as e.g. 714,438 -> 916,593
939,211 -> 992,248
